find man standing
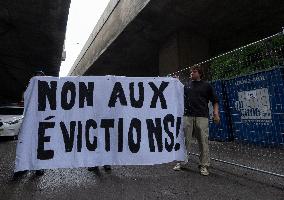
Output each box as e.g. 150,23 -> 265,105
173,65 -> 220,176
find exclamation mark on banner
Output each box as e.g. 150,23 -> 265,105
174,117 -> 181,151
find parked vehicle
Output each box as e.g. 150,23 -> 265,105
0,106 -> 24,139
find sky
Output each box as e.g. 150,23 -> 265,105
59,0 -> 110,77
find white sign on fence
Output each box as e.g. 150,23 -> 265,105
15,76 -> 185,172
235,88 -> 272,121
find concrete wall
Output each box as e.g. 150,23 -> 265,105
159,33 -> 179,76
159,30 -> 209,76
0,0 -> 70,102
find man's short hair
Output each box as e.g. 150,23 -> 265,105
35,71 -> 45,76
191,65 -> 203,78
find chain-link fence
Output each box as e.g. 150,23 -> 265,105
169,30 -> 284,177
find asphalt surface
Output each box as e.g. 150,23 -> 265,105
0,138 -> 283,200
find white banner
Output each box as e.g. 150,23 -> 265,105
15,76 -> 185,172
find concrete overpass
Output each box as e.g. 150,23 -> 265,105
0,0 -> 70,104
69,0 -> 284,77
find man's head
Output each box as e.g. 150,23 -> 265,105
34,70 -> 45,76
190,65 -> 203,81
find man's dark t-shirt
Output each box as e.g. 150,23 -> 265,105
184,80 -> 218,117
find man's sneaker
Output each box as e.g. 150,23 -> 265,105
88,167 -> 99,172
173,162 -> 189,171
200,166 -> 209,176
173,163 -> 181,171
13,170 -> 28,180
35,169 -> 45,176
103,165 -> 111,171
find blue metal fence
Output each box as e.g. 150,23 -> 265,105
209,80 -> 233,142
224,67 -> 284,147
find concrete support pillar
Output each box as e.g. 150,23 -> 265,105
159,30 -> 210,77
159,33 -> 179,76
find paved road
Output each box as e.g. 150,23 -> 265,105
0,139 -> 283,200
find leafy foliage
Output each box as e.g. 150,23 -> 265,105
210,34 -> 284,80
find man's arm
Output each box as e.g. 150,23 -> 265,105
208,83 -> 220,124
213,102 -> 220,124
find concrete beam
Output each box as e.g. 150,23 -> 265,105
70,0 -> 151,75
